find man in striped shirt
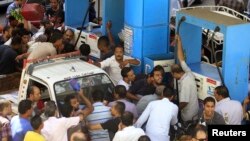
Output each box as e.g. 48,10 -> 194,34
86,90 -> 112,141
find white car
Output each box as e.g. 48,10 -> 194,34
0,53 -> 115,114
0,0 -> 13,7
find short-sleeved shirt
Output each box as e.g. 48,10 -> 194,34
101,117 -> 121,140
100,55 -> 135,85
11,115 -> 33,141
0,45 -> 18,74
179,61 -> 199,122
215,97 -> 243,125
129,78 -> 156,96
46,7 -> 65,24
24,131 -> 46,141
41,116 -> 80,141
27,42 -> 57,60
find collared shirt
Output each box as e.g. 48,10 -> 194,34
117,79 -> 131,90
136,94 -> 158,116
41,116 -> 80,141
179,61 -> 199,121
11,115 -> 33,141
135,98 -> 178,141
0,115 -> 11,140
100,55 -> 136,85
113,126 -> 145,141
86,102 -> 112,141
27,42 -> 57,60
108,99 -> 138,119
215,97 -> 243,125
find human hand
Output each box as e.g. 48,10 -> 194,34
106,21 -> 112,31
119,60 -> 129,69
69,79 -> 81,91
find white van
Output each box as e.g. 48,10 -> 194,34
1,53 -> 114,114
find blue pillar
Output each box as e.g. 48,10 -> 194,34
223,25 -> 250,101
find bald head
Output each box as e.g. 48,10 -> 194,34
70,131 -> 87,141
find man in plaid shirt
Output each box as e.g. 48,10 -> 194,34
0,100 -> 12,141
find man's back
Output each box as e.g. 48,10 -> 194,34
86,102 -> 112,141
135,98 -> 178,141
11,115 -> 33,141
0,45 -> 17,74
113,126 -> 145,141
41,116 -> 80,141
215,97 -> 243,124
27,42 -> 57,60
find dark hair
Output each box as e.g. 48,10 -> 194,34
49,29 -> 63,43
150,65 -> 164,77
138,135 -> 151,141
18,100 -> 32,114
162,86 -> 175,98
121,67 -> 132,78
64,94 -> 77,105
11,35 -> 22,46
215,86 -> 229,98
30,115 -> 43,130
8,16 -> 17,22
114,45 -> 124,51
92,90 -> 104,102
19,28 -> 30,37
121,111 -> 134,126
97,36 -> 109,47
79,43 -> 91,56
3,26 -> 10,33
114,85 -> 127,98
171,64 -> 184,74
60,103 -> 73,117
191,125 -> 207,138
44,101 -> 57,117
154,65 -> 164,75
115,101 -> 125,115
203,97 -> 216,105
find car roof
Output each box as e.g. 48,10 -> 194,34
30,58 -> 106,85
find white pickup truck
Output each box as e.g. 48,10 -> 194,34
0,52 -> 115,114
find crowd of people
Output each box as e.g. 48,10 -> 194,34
1,0 -> 250,141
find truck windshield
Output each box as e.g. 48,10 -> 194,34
54,73 -> 114,104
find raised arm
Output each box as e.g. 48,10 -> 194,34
176,34 -> 185,62
78,89 -> 94,119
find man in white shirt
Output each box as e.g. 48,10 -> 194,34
214,86 -> 243,124
171,35 -> 199,122
27,30 -> 63,60
117,67 -> 136,90
41,90 -> 93,141
96,46 -> 140,85
134,87 -> 178,141
113,111 -> 145,141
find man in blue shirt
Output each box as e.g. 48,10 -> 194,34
11,100 -> 33,141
